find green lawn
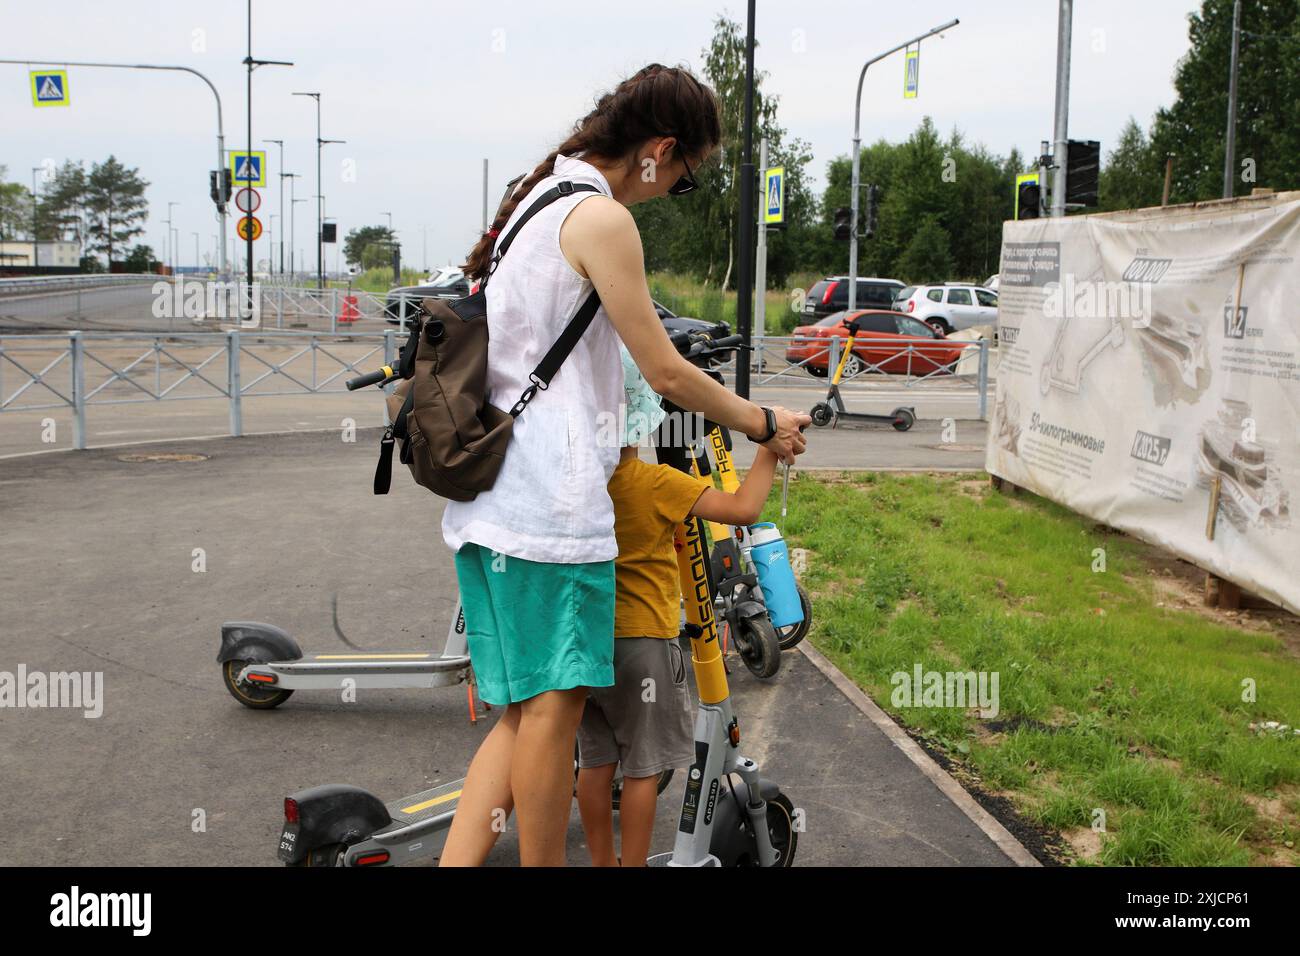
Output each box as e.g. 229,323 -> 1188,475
761,471 -> 1300,866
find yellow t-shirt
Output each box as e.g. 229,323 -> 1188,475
608,456 -> 711,639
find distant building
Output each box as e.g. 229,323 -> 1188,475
0,240 -> 81,268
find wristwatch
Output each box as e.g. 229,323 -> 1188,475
747,406 -> 778,445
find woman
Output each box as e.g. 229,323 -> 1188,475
441,63 -> 809,866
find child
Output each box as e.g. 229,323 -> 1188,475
575,346 -> 780,866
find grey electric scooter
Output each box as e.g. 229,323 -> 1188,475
218,603 -> 476,713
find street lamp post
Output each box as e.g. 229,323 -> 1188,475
847,18 -> 959,310
292,91 -> 345,290
264,138 -> 284,274
0,57 -> 232,276
242,1 -> 293,305
166,201 -> 179,273
291,195 -> 306,279
30,167 -> 40,266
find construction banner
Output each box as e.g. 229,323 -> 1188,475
987,192 -> 1300,614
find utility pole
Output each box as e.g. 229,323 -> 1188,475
734,0 -> 757,400
264,138 -> 284,274
1223,0 -> 1242,199
848,18 -> 960,309
1051,0 -> 1073,217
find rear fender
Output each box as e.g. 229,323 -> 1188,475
218,621 -> 302,665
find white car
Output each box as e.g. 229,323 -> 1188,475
423,265 -> 464,287
896,284 -> 998,336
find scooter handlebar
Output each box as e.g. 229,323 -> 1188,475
347,366 -> 396,390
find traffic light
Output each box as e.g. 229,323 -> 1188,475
864,185 -> 881,239
1016,179 -> 1041,220
1066,139 -> 1100,207
833,206 -> 852,241
209,169 -> 232,208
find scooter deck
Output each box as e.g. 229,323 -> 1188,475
376,779 -> 464,836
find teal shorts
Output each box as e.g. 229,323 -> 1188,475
453,543 -> 615,707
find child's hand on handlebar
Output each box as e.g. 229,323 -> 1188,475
765,406 -> 811,463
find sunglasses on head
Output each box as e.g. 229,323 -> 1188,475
668,146 -> 698,196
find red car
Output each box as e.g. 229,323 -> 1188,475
784,309 -> 964,377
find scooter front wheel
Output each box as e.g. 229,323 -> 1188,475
712,788 -> 799,867
810,402 -> 834,427
734,616 -> 781,679
775,583 -> 813,651
222,659 -> 293,709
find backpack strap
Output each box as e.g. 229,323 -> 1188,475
482,180 -> 599,288
508,288 -> 601,418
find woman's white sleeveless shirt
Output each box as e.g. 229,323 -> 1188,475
441,155 -> 624,564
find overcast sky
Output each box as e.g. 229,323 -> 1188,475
3,0 -> 1203,272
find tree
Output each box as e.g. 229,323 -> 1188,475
343,225 -> 395,268
39,161 -> 91,249
123,245 -> 157,271
1099,118 -> 1164,211
1151,0 -> 1300,202
84,156 -> 149,266
894,216 -> 954,284
0,165 -> 33,244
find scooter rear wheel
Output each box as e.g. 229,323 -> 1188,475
222,659 -> 293,709
891,408 -> 915,432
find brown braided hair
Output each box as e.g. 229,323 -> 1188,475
464,64 -> 721,281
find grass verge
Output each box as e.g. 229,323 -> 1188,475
762,470 -> 1300,866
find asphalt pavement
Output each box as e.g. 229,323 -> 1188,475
0,430 -> 1019,866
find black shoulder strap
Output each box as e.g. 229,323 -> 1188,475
508,289 -> 601,418
483,180 -> 599,287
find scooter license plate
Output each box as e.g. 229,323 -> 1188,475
277,823 -> 301,862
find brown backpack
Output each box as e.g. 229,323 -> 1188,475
371,181 -> 602,501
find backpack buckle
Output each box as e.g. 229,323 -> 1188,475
556,181 -> 574,195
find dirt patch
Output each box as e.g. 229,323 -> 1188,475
1134,551 -> 1300,659
1061,827 -> 1103,862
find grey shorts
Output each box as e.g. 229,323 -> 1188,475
577,637 -> 695,778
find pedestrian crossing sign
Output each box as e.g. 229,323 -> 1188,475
904,48 -> 919,99
764,166 -> 785,225
229,150 -> 267,188
30,70 -> 69,108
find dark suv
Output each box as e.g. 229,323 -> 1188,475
802,276 -> 906,320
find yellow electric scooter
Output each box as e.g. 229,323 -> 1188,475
810,317 -> 915,431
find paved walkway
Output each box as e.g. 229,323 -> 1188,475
0,430 -> 1020,866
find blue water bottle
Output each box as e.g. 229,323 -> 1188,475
748,522 -> 804,629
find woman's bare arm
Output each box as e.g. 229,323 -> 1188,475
561,197 -> 808,461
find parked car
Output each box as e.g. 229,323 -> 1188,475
802,276 -> 906,320
384,273 -> 472,322
895,284 -> 999,336
653,300 -> 729,343
784,309 -> 965,377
